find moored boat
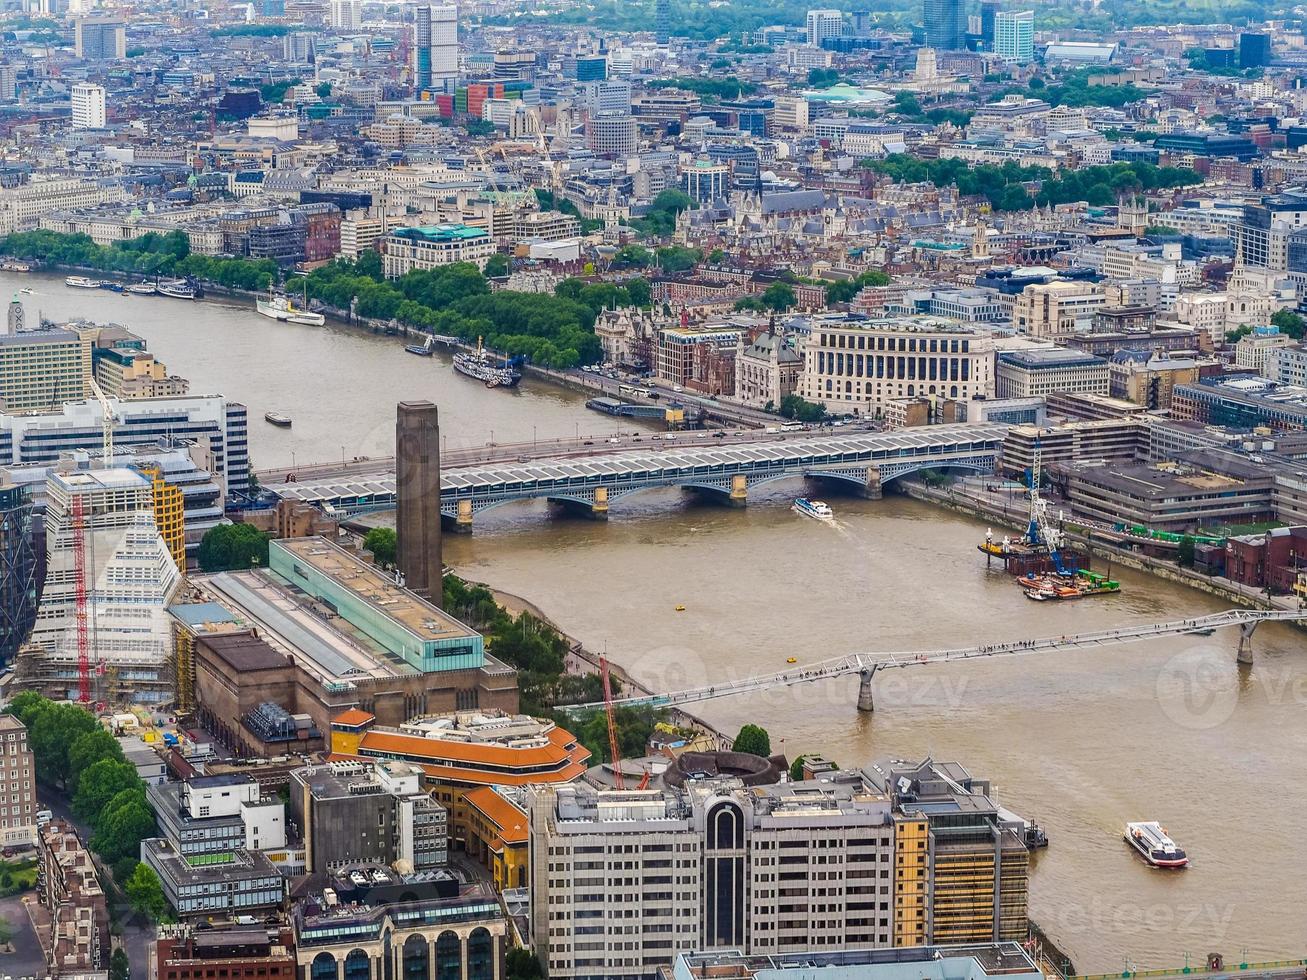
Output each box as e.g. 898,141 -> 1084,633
792,497 -> 834,521
256,289 -> 325,326
1124,821 -> 1187,868
406,335 -> 436,356
264,411 -> 293,427
2,260 -> 33,273
158,279 -> 199,300
65,275 -> 102,289
126,282 -> 158,295
453,337 -> 523,388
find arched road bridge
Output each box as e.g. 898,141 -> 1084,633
560,608 -> 1305,714
268,422 -> 1007,528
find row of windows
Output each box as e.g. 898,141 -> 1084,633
818,333 -> 972,354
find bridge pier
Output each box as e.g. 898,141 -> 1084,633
857,667 -> 876,712
546,490 -> 610,521
441,499 -> 475,534
729,474 -> 748,507
1237,622 -> 1258,665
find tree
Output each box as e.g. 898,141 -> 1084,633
28,702 -> 98,790
732,724 -> 771,757
196,523 -> 270,572
506,948 -> 543,980
1271,308 -> 1305,340
484,253 -> 510,278
465,119 -> 496,137
124,863 -> 168,922
73,759 -> 141,824
761,282 -> 796,312
110,947 -> 131,980
779,394 -> 827,423
364,527 -> 398,567
68,729 -> 125,791
1177,535 -> 1196,568
314,81 -> 332,99
91,792 -> 155,865
789,755 -> 807,780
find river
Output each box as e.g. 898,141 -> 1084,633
8,269 -> 1306,971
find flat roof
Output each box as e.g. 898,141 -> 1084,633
389,223 -> 489,242
274,538 -> 479,645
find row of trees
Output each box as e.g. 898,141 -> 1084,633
555,277 -> 652,312
625,189 -> 697,239
305,256 -> 604,369
864,156 -> 1200,212
3,695 -> 169,921
0,230 -> 279,292
197,522 -> 272,572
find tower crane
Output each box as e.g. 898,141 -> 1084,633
599,655 -> 624,790
71,378 -> 117,704
1025,437 -> 1070,576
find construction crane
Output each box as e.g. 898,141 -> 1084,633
1025,437 -> 1071,576
599,655 -> 624,790
87,377 -> 115,460
71,492 -> 91,704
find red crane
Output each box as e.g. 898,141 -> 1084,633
599,655 -> 624,790
70,493 -> 91,704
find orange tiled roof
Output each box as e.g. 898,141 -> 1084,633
355,723 -> 587,771
332,708 -> 376,728
464,786 -> 529,845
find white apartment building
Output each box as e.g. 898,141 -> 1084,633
795,316 -> 996,415
1235,328 -> 1296,373
340,213 -> 387,260
381,224 -> 494,277
71,82 -> 106,129
0,715 -> 37,848
805,8 -> 843,45
29,468 -> 181,703
329,0 -> 360,29
1268,345 -> 1307,387
1012,280 -> 1105,340
1174,292 -> 1229,347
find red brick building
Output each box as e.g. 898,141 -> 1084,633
1224,526 -> 1307,592
154,926 -> 297,980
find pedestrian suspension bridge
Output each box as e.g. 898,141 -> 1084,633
561,608 -> 1304,714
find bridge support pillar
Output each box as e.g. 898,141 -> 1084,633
857,667 -> 876,713
442,499 -> 474,534
592,487 -> 610,519
728,474 -> 748,508
862,467 -> 882,500
1236,622 -> 1257,665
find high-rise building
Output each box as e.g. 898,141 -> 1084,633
979,0 -> 999,48
0,327 -> 90,414
70,82 -> 106,129
924,0 -> 965,50
329,0 -> 360,29
23,467 -> 181,703
1239,31 -> 1272,68
281,32 -> 316,62
655,0 -> 672,44
73,17 -> 126,60
805,8 -> 843,45
576,55 -> 607,81
0,64 -> 17,102
583,78 -> 632,116
993,10 -> 1034,63
0,716 -> 37,848
0,481 -> 37,667
585,112 -> 638,155
413,4 -> 458,93
395,400 -> 442,603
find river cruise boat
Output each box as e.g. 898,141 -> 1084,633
792,498 -> 834,521
264,412 -> 293,428
65,276 -> 102,289
257,291 -> 325,326
453,339 -> 522,388
1124,821 -> 1188,868
158,279 -> 199,300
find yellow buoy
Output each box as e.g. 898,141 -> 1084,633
786,657 -> 797,664
675,604 -> 686,612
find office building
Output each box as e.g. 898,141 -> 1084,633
1012,280 -> 1105,340
531,766 -> 1029,979
0,64 -> 17,102
583,79 -> 632,116
493,50 -> 536,81
290,760 -> 447,873
396,400 -> 442,601
293,875 -> 507,980
924,0 -> 965,50
1239,32 -> 1271,68
0,715 -> 36,847
414,4 -> 459,93
73,17 -> 126,60
154,925 -> 298,980
382,224 -> 494,276
331,709 -> 589,852
70,82 -> 106,129
681,160 -> 730,203
1238,191 -> 1307,272
576,56 -> 607,81
993,10 -> 1034,63
805,9 -> 843,45
23,468 -> 181,704
0,394 -> 250,500
282,32 -> 316,62
329,0 -> 360,29
796,316 -> 996,416
141,774 -> 287,919
669,944 -> 1044,980
996,349 -> 1109,399
38,819 -> 109,974
1173,376 -> 1307,430
979,0 -> 999,48
0,481 -> 37,666
1108,352 -> 1200,410
655,0 -> 672,43
0,327 -> 90,415
585,112 -> 639,155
